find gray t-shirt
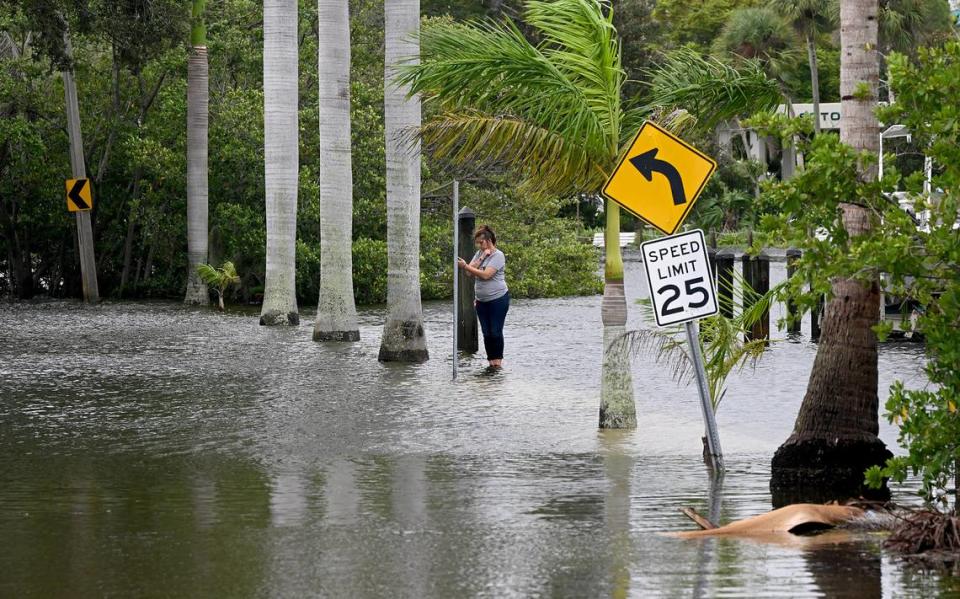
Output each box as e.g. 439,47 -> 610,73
472,249 -> 508,302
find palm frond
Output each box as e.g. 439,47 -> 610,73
221,261 -> 240,285
399,14 -> 612,162
610,328 -> 695,385
621,271 -> 787,410
418,111 -> 607,196
196,263 -> 221,286
641,49 -> 781,131
524,0 -> 624,152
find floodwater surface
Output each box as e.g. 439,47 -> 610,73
0,256 -> 954,597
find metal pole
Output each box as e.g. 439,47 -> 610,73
685,320 -> 723,471
452,180 -> 459,380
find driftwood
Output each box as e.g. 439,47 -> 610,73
885,509 -> 960,561
680,507 -> 717,530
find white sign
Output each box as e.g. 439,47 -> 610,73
777,102 -> 842,131
641,229 -> 718,327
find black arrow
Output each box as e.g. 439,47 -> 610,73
629,148 -> 686,206
68,179 -> 89,210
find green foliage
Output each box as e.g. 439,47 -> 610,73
351,237 -> 388,305
761,43 -> 960,510
640,48 -> 782,131
197,260 -> 240,289
618,272 -> 784,410
651,0 -> 763,53
465,183 -> 603,298
196,260 -> 240,308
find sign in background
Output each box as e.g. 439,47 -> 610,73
777,102 -> 842,131
66,178 -> 92,212
602,121 -> 717,235
641,229 -> 718,327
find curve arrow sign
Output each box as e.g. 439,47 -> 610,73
629,148 -> 686,206
68,179 -> 90,210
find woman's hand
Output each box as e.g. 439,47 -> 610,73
457,258 -> 467,269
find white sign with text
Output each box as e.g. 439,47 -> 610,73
641,229 -> 718,327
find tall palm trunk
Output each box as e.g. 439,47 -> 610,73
770,0 -> 891,505
599,200 -> 635,428
314,0 -> 359,341
260,0 -> 300,326
184,0 -> 210,305
378,0 -> 428,362
806,33 -> 821,134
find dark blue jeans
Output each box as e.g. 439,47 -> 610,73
475,292 -> 510,360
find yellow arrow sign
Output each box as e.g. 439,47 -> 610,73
66,178 -> 93,212
602,121 -> 717,235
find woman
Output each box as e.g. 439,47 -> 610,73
457,225 -> 509,368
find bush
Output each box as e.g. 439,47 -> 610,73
352,237 -> 388,305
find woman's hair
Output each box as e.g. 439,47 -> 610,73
474,225 -> 496,245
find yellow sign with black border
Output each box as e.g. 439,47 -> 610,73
602,121 -> 717,235
66,178 -> 93,212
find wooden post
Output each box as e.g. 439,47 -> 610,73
707,247 -> 717,288
715,249 -> 735,318
741,251 -> 770,342
811,294 -> 825,341
786,248 -> 802,334
457,207 -> 478,352
62,33 -> 99,302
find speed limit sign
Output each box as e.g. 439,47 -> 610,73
641,229 -> 718,327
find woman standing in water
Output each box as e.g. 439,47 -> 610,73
457,225 -> 509,368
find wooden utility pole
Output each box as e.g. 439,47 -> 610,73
62,33 -> 99,302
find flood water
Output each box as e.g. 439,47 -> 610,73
1,254 -> 955,597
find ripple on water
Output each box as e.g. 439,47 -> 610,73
0,283 -> 942,597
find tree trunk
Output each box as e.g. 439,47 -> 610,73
314,0 -> 360,342
807,33 -> 821,135
378,0 -> 428,362
260,0 -> 300,325
119,201 -> 137,295
185,1 -> 210,305
771,0 -> 891,506
599,200 -> 635,428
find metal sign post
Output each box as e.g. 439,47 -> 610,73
641,229 -> 723,470
685,320 -> 724,471
452,179 -> 459,381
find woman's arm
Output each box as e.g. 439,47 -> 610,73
457,259 -> 495,280
466,265 -> 496,280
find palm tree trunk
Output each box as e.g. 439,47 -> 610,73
807,33 -> 821,135
378,0 -> 428,362
260,0 -> 300,326
185,0 -> 210,305
599,200 -> 636,428
314,0 -> 360,342
771,0 -> 891,506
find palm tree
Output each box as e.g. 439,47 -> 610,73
768,0 -> 835,133
196,261 -> 240,311
713,7 -> 803,178
619,275 -> 785,413
314,0 -> 360,342
878,0 -> 953,101
397,0 -> 780,424
184,0 -> 210,305
770,0 -> 892,505
260,0 -> 300,326
378,0 -> 429,362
